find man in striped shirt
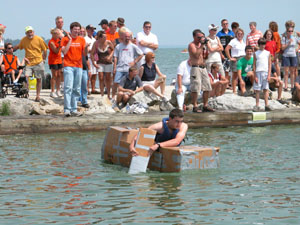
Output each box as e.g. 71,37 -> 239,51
246,22 -> 263,51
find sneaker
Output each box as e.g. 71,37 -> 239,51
253,106 -> 260,112
64,111 -> 71,117
70,111 -> 83,117
82,104 -> 90,108
265,105 -> 272,111
56,91 -> 63,97
50,92 -> 58,98
202,106 -> 215,112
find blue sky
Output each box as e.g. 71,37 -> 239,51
2,0 -> 300,47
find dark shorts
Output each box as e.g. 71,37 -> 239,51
242,76 -> 252,86
282,56 -> 298,67
6,69 -> 20,75
49,64 -> 63,70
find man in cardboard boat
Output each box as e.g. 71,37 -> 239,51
129,109 -> 188,156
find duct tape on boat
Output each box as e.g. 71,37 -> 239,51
248,112 -> 271,124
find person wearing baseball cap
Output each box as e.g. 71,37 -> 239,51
14,25 -> 48,102
99,19 -> 109,32
117,18 -> 125,29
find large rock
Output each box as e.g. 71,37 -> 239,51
128,90 -> 160,106
210,93 -> 287,111
0,96 -> 34,116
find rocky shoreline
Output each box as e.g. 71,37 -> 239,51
0,86 -> 298,117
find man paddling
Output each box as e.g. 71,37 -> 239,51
129,109 -> 188,156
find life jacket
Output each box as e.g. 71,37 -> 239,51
3,54 -> 18,74
155,117 -> 181,146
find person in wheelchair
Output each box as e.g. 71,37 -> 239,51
0,42 -> 28,85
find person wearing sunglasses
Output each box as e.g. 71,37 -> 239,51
0,43 -> 27,84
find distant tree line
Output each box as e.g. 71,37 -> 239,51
4,37 -> 50,46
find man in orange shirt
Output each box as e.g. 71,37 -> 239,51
106,20 -> 119,46
61,22 -> 87,117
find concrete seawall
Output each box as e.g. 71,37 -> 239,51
1,109 -> 300,135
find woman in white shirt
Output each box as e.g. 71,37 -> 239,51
225,28 -> 246,94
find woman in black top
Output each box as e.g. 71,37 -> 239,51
139,52 -> 167,100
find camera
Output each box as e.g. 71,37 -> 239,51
200,37 -> 208,45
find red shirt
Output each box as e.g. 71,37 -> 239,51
265,40 -> 277,57
48,38 -> 62,65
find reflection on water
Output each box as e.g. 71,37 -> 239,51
0,125 -> 299,224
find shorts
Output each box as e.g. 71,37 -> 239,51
49,64 -> 63,70
88,58 -> 97,74
97,63 -> 113,73
24,61 -> 45,79
142,80 -> 155,86
242,76 -> 252,86
222,58 -> 231,72
253,71 -> 269,91
282,56 -> 298,67
230,56 -> 243,72
114,71 -> 128,84
190,66 -> 212,92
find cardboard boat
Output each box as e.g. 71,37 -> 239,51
101,126 -> 220,173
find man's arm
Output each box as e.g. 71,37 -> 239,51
188,42 -> 202,59
139,40 -> 158,50
149,123 -> 188,154
42,50 -> 47,61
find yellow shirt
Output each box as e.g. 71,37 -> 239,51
19,35 -> 48,66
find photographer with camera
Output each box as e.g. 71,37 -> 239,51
188,29 -> 214,113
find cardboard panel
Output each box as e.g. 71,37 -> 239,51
134,128 -> 156,157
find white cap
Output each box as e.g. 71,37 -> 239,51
208,24 -> 219,31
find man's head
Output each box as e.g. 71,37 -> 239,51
55,16 -> 64,29
231,22 -> 239,33
108,21 -> 117,33
123,30 -> 132,44
193,29 -> 205,43
258,38 -> 266,47
168,109 -> 184,129
86,24 -> 96,36
249,22 -> 257,32
245,45 -> 253,58
208,24 -> 218,36
221,19 -> 229,30
99,19 -> 109,31
143,21 -> 152,35
70,22 -> 81,37
129,66 -> 138,78
25,26 -> 34,39
117,17 -> 125,28
4,42 -> 13,54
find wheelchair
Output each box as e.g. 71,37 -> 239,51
0,69 -> 29,98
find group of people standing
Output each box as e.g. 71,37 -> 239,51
0,17 -> 168,116
175,19 -> 300,112
1,18 -> 300,115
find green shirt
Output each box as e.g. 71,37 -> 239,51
237,57 -> 253,77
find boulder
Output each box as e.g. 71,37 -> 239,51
129,90 -> 160,106
0,96 -> 34,116
210,93 -> 287,111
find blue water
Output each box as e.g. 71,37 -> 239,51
0,125 -> 299,224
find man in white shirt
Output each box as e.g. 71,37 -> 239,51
175,59 -> 193,111
85,25 -> 97,94
136,21 -> 158,67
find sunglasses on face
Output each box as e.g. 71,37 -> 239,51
7,47 -> 13,49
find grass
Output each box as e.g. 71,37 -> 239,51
0,101 -> 11,116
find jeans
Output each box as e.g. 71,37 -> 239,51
64,66 -> 82,113
175,83 -> 191,110
79,69 -> 88,105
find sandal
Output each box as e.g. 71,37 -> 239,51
192,106 -> 202,113
34,97 -> 40,102
202,106 -> 215,112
